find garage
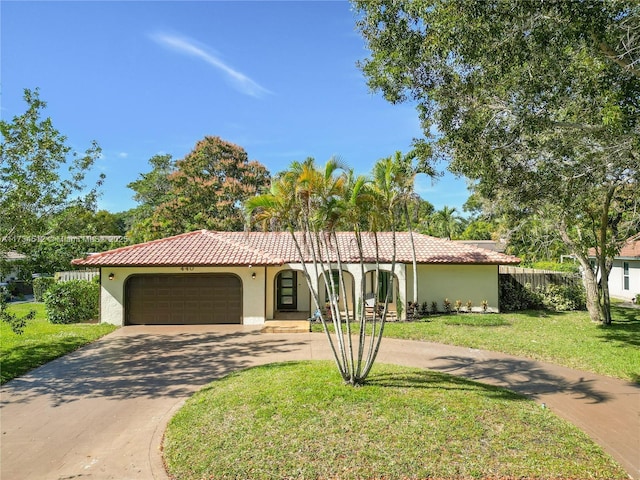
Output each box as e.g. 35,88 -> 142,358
125,274 -> 242,325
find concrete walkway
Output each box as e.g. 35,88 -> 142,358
1,326 -> 638,480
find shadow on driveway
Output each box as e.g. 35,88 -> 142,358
430,354 -> 612,404
1,328 -> 308,407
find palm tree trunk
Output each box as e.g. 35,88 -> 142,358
405,204 -> 418,316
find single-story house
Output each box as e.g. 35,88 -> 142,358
589,235 -> 640,302
71,230 -> 521,326
1,251 -> 27,283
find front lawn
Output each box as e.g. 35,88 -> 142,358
312,304 -> 640,382
1,302 -> 117,384
164,361 -> 627,480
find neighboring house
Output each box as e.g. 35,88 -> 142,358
589,235 -> 640,302
71,230 -> 521,326
0,251 -> 27,283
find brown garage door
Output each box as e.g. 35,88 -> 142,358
126,274 -> 242,325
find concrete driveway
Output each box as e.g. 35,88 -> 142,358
1,325 -> 639,480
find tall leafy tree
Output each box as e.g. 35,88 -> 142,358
0,88 -> 104,252
126,154 -> 177,242
130,136 -> 270,239
354,0 -> 640,324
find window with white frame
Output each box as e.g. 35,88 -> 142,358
623,262 -> 630,290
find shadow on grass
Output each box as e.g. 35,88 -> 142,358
593,305 -> 640,349
365,369 -> 526,401
0,328 -> 307,407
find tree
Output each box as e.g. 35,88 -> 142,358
0,88 -> 104,253
48,205 -> 126,237
430,206 -> 464,240
354,0 -> 640,324
126,154 -> 177,242
246,158 -> 397,385
388,150 -> 435,311
131,137 -> 270,239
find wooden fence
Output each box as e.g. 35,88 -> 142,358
499,266 -> 582,290
55,270 -> 100,282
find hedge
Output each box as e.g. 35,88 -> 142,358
43,279 -> 99,324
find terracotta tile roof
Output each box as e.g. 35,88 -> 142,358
72,230 -> 521,267
618,234 -> 640,258
588,234 -> 640,259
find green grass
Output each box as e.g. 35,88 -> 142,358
1,302 -> 117,384
313,305 -> 640,383
164,361 -> 627,480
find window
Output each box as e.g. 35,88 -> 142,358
623,262 -> 630,290
277,270 -> 297,310
324,270 -> 341,301
377,271 -> 393,302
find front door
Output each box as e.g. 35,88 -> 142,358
277,270 -> 297,310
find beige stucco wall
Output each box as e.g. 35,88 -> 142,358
99,266 -> 266,326
406,264 -> 500,312
98,262 -> 498,325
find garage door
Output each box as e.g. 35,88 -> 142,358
126,274 -> 242,325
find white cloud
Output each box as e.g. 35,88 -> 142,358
117,152 -> 128,159
150,32 -> 271,98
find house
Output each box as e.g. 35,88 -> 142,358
71,230 -> 521,326
590,235 -> 640,302
0,251 -> 27,283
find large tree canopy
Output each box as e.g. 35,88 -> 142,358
354,0 -> 640,323
0,88 -> 104,254
128,136 -> 270,240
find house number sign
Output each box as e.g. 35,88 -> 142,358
180,266 -> 195,271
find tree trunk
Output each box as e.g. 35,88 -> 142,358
597,188 -> 615,325
558,221 -> 603,323
579,256 -> 604,323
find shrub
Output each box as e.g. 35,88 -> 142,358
430,301 -> 438,314
33,276 -> 56,302
454,299 -> 462,314
43,279 -> 99,324
499,278 -> 586,312
536,284 -> 586,311
499,280 -> 540,311
443,298 -> 452,314
527,261 -> 580,273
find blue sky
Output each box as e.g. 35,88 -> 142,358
2,0 -> 471,214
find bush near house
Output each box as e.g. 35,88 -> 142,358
33,276 -> 56,302
43,279 -> 99,324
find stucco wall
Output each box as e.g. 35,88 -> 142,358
99,266 -> 266,326
608,259 -> 640,301
99,262 -> 497,325
407,264 -> 500,312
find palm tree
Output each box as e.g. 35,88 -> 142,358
389,151 -> 424,313
246,158 -> 397,385
432,206 -> 464,239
